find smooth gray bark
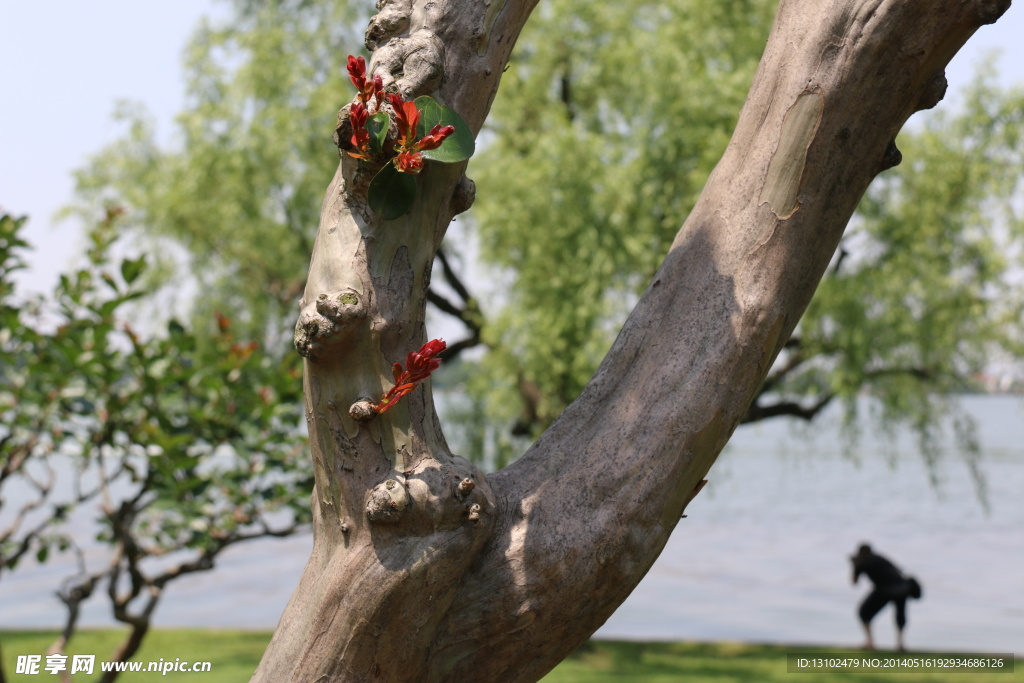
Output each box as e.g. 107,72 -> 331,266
252,0 -> 1011,681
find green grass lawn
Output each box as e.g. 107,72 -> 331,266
0,630 -> 266,682
0,631 -> 1018,682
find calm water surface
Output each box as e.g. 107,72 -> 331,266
1,396 -> 1021,653
595,396 -> 1024,653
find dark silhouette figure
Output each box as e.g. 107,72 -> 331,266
851,544 -> 922,651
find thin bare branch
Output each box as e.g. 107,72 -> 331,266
435,247 -> 473,304
743,393 -> 836,423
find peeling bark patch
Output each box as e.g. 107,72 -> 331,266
313,457 -> 333,510
315,415 -> 344,511
476,0 -> 509,56
759,91 -> 823,219
386,246 -> 415,321
326,401 -> 359,457
395,443 -> 411,473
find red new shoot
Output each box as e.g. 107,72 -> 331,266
344,56 -> 456,169
347,55 -> 384,108
345,56 -> 384,161
375,339 -> 447,414
348,101 -> 372,160
389,93 -> 455,174
343,55 -> 473,218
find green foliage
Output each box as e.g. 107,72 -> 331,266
69,0 -> 771,445
0,211 -> 310,670
366,111 -> 390,154
1,209 -> 152,574
414,96 -> 475,163
4,210 -> 311,554
71,0 -> 369,344
69,0 -> 1024,472
452,13 -> 1024,461
453,0 -> 778,438
365,96 -> 475,218
368,162 -> 418,220
100,309 -> 311,556
790,71 -> 1024,451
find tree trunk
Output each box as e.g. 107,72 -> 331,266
252,0 -> 1010,681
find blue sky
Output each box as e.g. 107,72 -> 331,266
2,1 -> 1022,296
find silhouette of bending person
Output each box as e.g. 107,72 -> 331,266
851,544 -> 921,651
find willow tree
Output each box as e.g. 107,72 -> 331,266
253,0 -> 1011,680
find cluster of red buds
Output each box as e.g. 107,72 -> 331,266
347,102 -> 373,160
389,94 -> 454,173
346,56 -> 384,160
347,55 -> 384,108
375,339 -> 447,414
346,55 -> 454,173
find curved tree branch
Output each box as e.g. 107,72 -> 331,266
426,288 -> 482,360
432,2 -> 1003,674
254,0 -> 1011,681
743,393 -> 835,423
435,247 -> 473,305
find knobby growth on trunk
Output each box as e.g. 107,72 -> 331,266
252,0 -> 1011,681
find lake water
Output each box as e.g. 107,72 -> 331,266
2,396 -> 1021,654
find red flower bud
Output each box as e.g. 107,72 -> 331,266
373,75 -> 385,107
349,101 -> 368,129
401,101 -> 420,135
350,128 -> 370,154
348,55 -> 383,105
375,339 -> 447,413
347,102 -> 372,159
347,55 -> 367,92
418,338 -> 447,358
390,93 -> 421,147
415,124 -> 455,151
395,150 -> 424,173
